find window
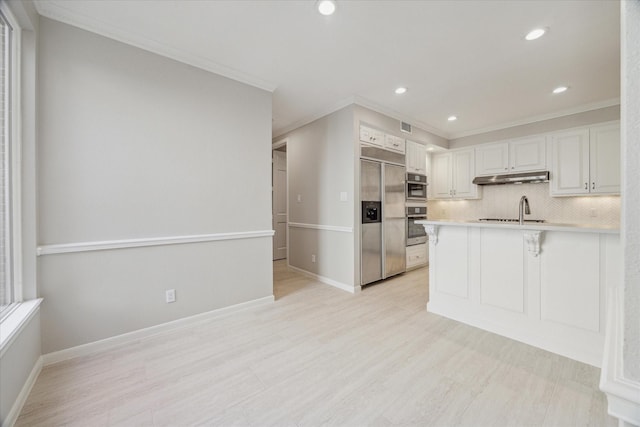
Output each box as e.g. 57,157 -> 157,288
0,5 -> 21,319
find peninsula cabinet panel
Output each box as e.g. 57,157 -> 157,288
421,220 -> 620,367
479,229 -> 524,313
540,232 -> 600,332
433,227 -> 468,298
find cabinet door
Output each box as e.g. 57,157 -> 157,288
510,136 -> 546,172
414,143 -> 427,174
550,129 -> 590,196
431,153 -> 453,199
360,125 -> 384,147
426,153 -> 432,199
406,140 -> 418,173
452,149 -> 478,199
385,135 -> 405,153
476,143 -> 509,176
590,123 -> 620,194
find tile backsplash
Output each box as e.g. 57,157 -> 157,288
428,183 -> 620,227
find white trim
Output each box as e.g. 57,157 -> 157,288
42,295 -> 275,366
3,355 -> 43,427
32,1 -> 277,92
600,287 -> 640,425
0,298 -> 41,358
449,98 -> 621,140
272,138 -> 288,150
36,230 -> 275,256
273,95 -> 450,141
1,1 -> 24,306
287,264 -> 358,294
352,95 -> 450,139
288,222 -> 353,233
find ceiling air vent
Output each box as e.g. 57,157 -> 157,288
401,121 -> 412,134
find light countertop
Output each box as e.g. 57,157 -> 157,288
415,219 -> 619,234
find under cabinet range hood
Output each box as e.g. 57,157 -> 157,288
472,171 -> 550,185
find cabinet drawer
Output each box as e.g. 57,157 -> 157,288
406,244 -> 428,269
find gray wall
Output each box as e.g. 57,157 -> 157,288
280,105 -> 356,287
622,0 -> 640,382
449,105 -> 620,148
37,18 -> 273,353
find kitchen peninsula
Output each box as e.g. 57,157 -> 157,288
416,219 -> 621,367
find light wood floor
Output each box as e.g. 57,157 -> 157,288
17,261 -> 615,426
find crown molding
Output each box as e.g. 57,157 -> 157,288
448,98 -> 621,140
33,0 -> 277,92
351,95 -> 450,139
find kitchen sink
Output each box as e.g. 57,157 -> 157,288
478,218 -> 546,223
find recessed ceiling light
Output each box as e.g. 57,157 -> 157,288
553,86 -> 568,94
448,115 -> 457,122
525,28 -> 546,41
395,87 -> 407,95
427,147 -> 435,152
317,0 -> 336,16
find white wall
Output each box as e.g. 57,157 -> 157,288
37,18 -> 273,353
0,311 -> 40,426
622,0 -> 640,382
280,106 -> 356,288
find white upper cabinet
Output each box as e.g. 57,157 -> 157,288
475,143 -> 509,175
359,124 -> 405,153
359,125 -> 384,147
509,136 -> 547,172
475,136 -> 546,176
384,134 -> 406,154
431,149 -> 479,199
550,123 -> 620,196
406,140 -> 427,174
589,123 -> 621,194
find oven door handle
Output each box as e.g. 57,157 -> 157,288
407,215 -> 428,219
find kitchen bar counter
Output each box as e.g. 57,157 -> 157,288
416,219 -> 621,367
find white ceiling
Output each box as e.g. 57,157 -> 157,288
34,0 -> 621,140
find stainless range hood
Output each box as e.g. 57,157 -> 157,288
472,171 -> 550,185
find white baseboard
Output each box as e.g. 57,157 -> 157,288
600,287 -> 640,426
427,300 -> 602,367
288,265 -> 358,294
42,295 -> 275,366
3,355 -> 43,427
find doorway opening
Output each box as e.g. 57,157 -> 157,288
272,140 -> 287,261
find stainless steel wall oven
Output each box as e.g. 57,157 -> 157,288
406,206 -> 427,246
406,173 -> 427,201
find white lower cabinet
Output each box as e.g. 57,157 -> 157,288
424,223 -> 621,367
406,243 -> 427,270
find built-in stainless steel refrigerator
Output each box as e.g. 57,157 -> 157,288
360,158 -> 406,286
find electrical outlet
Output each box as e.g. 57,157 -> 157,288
311,254 -> 316,263
165,289 -> 176,303
340,191 -> 348,202
297,194 -> 302,203
590,208 -> 597,218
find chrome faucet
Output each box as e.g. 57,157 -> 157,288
519,195 -> 530,225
